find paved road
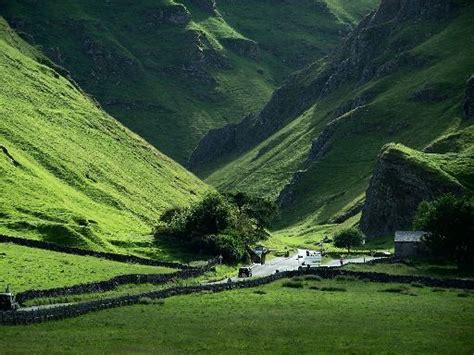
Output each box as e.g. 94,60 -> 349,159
219,249 -> 384,283
17,302 -> 73,312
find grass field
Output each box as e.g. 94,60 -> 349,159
344,261 -> 474,280
0,278 -> 472,353
0,243 -> 175,293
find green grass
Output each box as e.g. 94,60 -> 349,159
0,278 -> 472,353
344,261 -> 474,280
0,243 -> 175,293
204,4 -> 474,229
0,18 -> 209,251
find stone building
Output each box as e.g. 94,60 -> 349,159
394,231 -> 427,259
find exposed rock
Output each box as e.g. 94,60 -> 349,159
142,4 -> 191,29
188,114 -> 255,170
0,145 -> 20,167
277,169 -> 307,209
360,144 -> 465,238
220,37 -> 259,60
410,84 -> 448,102
188,0 -> 459,170
463,75 -> 474,119
328,199 -> 365,224
190,0 -> 219,16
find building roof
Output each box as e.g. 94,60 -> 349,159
394,231 -> 426,243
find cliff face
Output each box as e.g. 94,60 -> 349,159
360,144 -> 465,238
188,0 -> 459,172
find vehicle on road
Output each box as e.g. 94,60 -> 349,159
0,293 -> 20,311
238,267 -> 253,278
299,251 -> 322,270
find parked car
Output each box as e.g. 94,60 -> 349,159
0,293 -> 20,311
373,251 -> 392,257
238,267 -> 253,278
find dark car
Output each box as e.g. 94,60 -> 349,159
0,293 -> 19,311
238,267 -> 252,278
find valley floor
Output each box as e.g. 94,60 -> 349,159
0,278 -> 472,354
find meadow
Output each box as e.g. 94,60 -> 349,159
0,243 -> 174,292
0,277 -> 472,353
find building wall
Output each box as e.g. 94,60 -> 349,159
395,242 -> 421,259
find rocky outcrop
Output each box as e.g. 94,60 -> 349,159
190,0 -> 219,16
360,144 -> 465,238
142,4 -> 191,28
220,37 -> 259,60
463,75 -> 474,119
188,0 -> 459,171
410,84 -> 448,102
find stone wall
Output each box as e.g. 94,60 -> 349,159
0,234 -> 192,269
2,268 -> 472,326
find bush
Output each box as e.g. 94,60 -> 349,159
309,286 -> 320,290
282,281 -> 304,289
304,275 -> 322,281
333,228 -> 365,254
253,290 -> 267,295
155,193 -> 274,262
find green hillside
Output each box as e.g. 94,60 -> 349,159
0,17 -> 209,251
196,0 -> 474,230
0,0 -> 378,162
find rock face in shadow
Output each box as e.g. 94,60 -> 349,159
360,144 -> 465,238
188,0 -> 458,172
464,75 -> 474,119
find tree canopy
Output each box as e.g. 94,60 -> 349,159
155,193 -> 277,262
333,228 -> 365,254
414,194 -> 474,270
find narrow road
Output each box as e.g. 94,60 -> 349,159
219,249 -> 385,283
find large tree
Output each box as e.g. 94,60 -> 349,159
414,195 -> 474,270
333,228 -> 365,254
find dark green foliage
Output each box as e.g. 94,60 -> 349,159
155,193 -> 270,261
282,281 -> 304,289
225,192 -> 278,228
414,195 -> 474,270
333,228 -> 365,254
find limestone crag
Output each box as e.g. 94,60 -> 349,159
464,75 -> 474,119
360,144 -> 465,238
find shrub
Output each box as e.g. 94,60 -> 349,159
253,290 -> 267,295
309,286 -> 320,290
304,275 -> 322,281
333,228 -> 365,254
282,281 -> 304,289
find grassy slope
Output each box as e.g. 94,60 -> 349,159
0,1 -> 378,163
206,5 -> 474,232
0,17 -> 209,251
0,278 -> 472,353
0,244 -> 174,292
217,0 -> 379,81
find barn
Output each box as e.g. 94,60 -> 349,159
394,231 -> 428,259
